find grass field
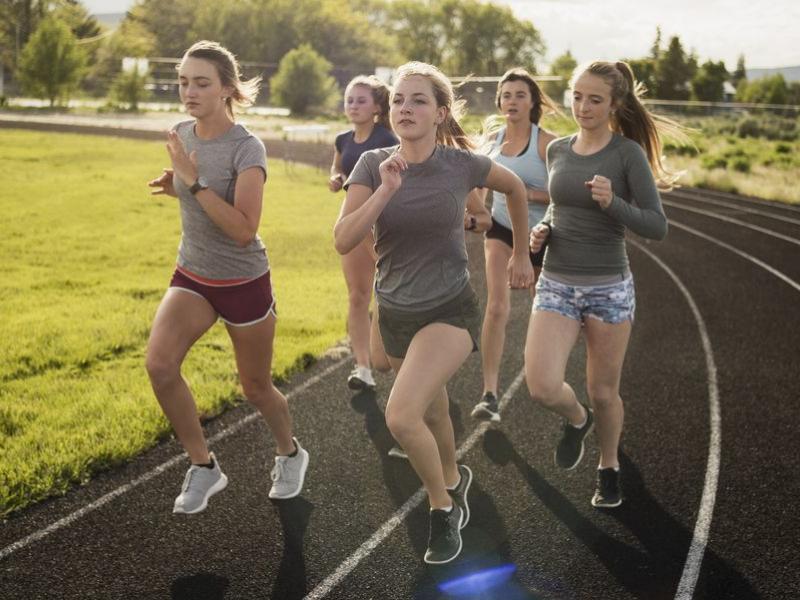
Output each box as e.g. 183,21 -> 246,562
0,129 -> 347,518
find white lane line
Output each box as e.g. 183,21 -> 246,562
0,355 -> 352,562
663,201 -> 800,247
629,241 -> 721,600
304,369 -> 527,600
668,219 -> 800,293
666,190 -> 800,219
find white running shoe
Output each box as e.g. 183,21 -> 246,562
268,438 -> 310,499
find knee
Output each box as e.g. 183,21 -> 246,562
348,288 -> 371,310
385,405 -> 420,442
240,376 -> 276,406
528,379 -> 563,409
145,352 -> 179,389
587,387 -> 621,411
484,298 -> 510,323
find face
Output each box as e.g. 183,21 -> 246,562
571,72 -> 615,132
344,85 -> 378,125
390,75 -> 447,143
178,56 -> 232,119
498,79 -> 534,124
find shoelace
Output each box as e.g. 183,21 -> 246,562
181,466 -> 200,494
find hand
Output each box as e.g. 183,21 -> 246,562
584,175 -> 613,209
507,253 -> 535,289
166,130 -> 198,187
148,168 -> 176,197
463,211 -> 477,232
377,150 -> 407,194
529,223 -> 550,253
329,173 -> 344,192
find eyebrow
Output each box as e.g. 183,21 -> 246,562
178,75 -> 212,81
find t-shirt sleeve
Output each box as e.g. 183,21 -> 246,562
468,152 -> 492,189
234,136 -> 267,181
344,151 -> 378,191
379,127 -> 399,147
335,131 -> 349,154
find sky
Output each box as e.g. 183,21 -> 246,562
83,0 -> 799,69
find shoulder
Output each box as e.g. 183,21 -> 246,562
374,125 -> 399,144
547,135 -> 572,158
537,127 -> 558,146
614,134 -> 649,165
232,125 -> 266,154
361,145 -> 396,167
171,119 -> 195,136
335,129 -> 353,145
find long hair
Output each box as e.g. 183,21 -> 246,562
345,75 -> 392,130
392,62 -> 475,150
178,40 -> 261,117
495,67 -> 560,125
572,60 -> 687,188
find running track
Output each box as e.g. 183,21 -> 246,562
1,186 -> 798,599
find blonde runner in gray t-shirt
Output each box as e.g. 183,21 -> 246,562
336,62 -> 534,565
145,41 -> 308,516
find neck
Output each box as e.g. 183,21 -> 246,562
398,135 -> 437,163
194,111 -> 235,140
353,121 -> 375,141
505,120 -> 532,139
577,126 -> 613,147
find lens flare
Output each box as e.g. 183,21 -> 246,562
438,564 -> 517,596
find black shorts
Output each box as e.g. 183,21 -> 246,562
485,217 -> 544,268
378,284 -> 482,359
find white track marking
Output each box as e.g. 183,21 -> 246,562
666,189 -> 800,219
663,201 -> 800,246
668,219 -> 800,292
0,355 -> 352,561
628,241 -> 721,600
303,370 -> 527,600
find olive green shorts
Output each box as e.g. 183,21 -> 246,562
377,284 -> 482,359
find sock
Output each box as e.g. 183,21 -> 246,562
446,474 -> 461,491
195,457 -> 215,469
288,441 -> 298,458
432,504 -> 453,513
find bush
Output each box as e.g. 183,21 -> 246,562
775,142 -> 792,154
736,114 -> 798,141
109,68 -> 150,111
729,157 -> 751,173
270,44 -> 338,115
701,155 -> 728,170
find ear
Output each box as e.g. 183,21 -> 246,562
435,105 -> 448,125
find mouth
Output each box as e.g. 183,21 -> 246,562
185,102 -> 200,109
397,119 -> 416,126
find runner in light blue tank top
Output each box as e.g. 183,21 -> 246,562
471,68 -> 559,424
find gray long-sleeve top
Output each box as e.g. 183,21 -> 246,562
541,134 -> 667,276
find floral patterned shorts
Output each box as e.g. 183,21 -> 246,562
532,274 -> 636,324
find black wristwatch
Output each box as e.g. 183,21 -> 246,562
189,176 -> 209,195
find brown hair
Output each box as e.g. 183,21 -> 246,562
345,75 -> 392,130
571,60 -> 687,188
495,67 -> 560,125
179,40 -> 261,117
392,62 -> 475,150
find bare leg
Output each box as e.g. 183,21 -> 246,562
370,304 -> 391,373
226,313 -> 295,456
385,324 -> 472,509
145,288 -> 217,464
342,237 -> 376,369
583,318 -> 632,469
480,239 -> 512,395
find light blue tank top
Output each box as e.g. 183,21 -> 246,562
489,125 -> 549,230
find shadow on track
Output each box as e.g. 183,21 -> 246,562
170,572 -> 229,599
270,496 -> 314,599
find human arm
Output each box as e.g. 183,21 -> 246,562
483,162 -> 535,289
166,130 -> 265,247
333,151 -> 406,255
329,149 -> 345,192
464,187 -> 491,233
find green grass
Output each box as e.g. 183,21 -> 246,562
0,129 -> 347,518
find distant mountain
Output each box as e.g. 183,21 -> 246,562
746,66 -> 800,82
95,13 -> 125,29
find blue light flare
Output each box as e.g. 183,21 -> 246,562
438,564 -> 517,596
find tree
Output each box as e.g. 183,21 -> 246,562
650,26 -> 662,61
736,74 -> 789,105
109,64 -> 150,111
89,18 -> 156,96
270,43 -> 337,114
656,35 -> 691,100
546,50 -> 577,103
691,60 -> 728,101
731,54 -> 747,88
16,15 -> 86,106
0,0 -> 49,70
627,58 -> 658,98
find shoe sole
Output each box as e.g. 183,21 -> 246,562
456,465 -> 472,529
387,448 -> 408,459
423,509 -> 464,565
347,377 -> 375,391
268,449 -> 310,500
470,405 -> 501,423
591,497 -> 623,508
555,420 -> 594,470
173,473 -> 229,515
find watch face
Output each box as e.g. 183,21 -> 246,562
197,176 -> 208,188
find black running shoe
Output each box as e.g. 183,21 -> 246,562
471,391 -> 501,422
424,504 -> 463,564
447,465 -> 473,529
554,404 -> 594,469
591,467 -> 623,508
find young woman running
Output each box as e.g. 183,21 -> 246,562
335,62 -> 534,564
471,68 -> 558,423
329,76 -> 398,391
526,60 -> 680,508
146,41 -> 308,514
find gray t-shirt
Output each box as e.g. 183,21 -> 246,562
543,133 -> 667,276
346,145 -> 492,311
173,120 -> 268,280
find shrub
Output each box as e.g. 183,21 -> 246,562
270,44 -> 337,115
701,155 -> 728,170
729,157 -> 751,173
775,142 -> 792,154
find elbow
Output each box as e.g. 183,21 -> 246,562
333,225 -> 351,255
235,229 -> 258,248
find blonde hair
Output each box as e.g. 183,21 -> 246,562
571,60 -> 688,189
392,62 -> 475,150
179,40 -> 261,117
345,75 -> 392,130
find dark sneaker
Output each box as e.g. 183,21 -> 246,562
387,444 -> 408,459
471,391 -> 501,422
173,452 -> 228,514
268,438 -> 310,499
424,503 -> 464,564
592,467 -> 623,508
447,465 -> 473,529
347,366 -> 375,391
554,404 -> 594,470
